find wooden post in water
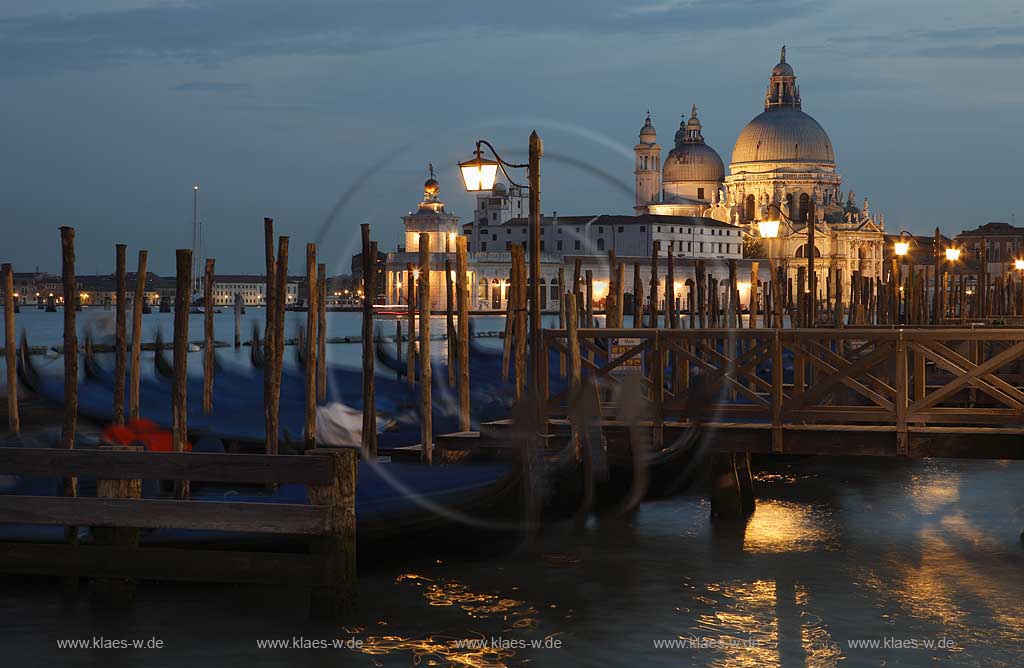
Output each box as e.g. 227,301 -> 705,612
649,241 -> 660,329
306,447 -> 357,616
2,264 -> 19,435
172,249 -> 192,499
614,262 -> 625,329
130,251 -> 147,419
572,258 -> 583,324
667,247 -> 677,329
418,233 -> 432,464
263,218 -> 277,454
606,250 -> 618,327
203,258 -> 215,415
633,263 -> 643,328
456,237 -> 470,432
729,259 -> 739,328
270,237 -> 289,457
806,198 -> 816,326
501,271 -> 513,382
317,263 -> 327,403
557,267 -> 566,375
584,270 -> 594,328
93,444 -> 142,605
406,262 -> 416,388
60,227 -> 78,461
445,259 -> 456,387
234,293 -> 242,348
112,245 -> 127,425
512,246 -> 527,399
304,244 -> 318,449
751,261 -> 760,328
361,226 -> 378,458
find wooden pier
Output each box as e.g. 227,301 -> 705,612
537,326 -> 1024,460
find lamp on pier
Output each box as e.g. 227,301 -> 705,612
945,247 -> 961,263
894,240 -> 910,257
458,146 -> 499,192
757,219 -> 780,240
1014,258 -> 1024,272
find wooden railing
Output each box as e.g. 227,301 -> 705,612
544,327 -> 1024,456
0,446 -> 356,616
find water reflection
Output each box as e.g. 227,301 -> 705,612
741,500 -> 836,554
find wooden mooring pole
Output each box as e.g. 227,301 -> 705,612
113,245 -> 127,425
203,258 -> 215,415
60,227 -> 78,460
456,237 -> 470,432
406,262 -> 416,388
2,263 -> 18,435
418,233 -> 432,464
361,225 -> 377,458
445,258 -> 456,387
172,249 -> 192,500
272,237 -> 289,453
306,447 -> 357,616
263,218 -> 277,455
317,263 -> 327,403
129,250 -> 147,420
234,293 -> 242,348
304,244 -> 318,449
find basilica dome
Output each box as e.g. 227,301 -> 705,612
731,46 -> 835,168
731,108 -> 834,166
663,105 -> 725,184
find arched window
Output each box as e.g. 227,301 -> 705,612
478,278 -> 488,302
744,194 -> 756,222
597,238 -> 605,251
539,278 -> 547,309
785,193 -> 794,214
550,277 -> 559,300
798,193 -> 810,222
795,244 -> 821,258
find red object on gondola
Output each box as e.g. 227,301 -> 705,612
102,418 -> 191,452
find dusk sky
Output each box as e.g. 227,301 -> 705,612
2,0 -> 1022,276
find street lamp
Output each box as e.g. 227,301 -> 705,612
894,239 -> 910,257
945,247 -> 961,263
459,133 -> 545,407
1014,259 -> 1024,272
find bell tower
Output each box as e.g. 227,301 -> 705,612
634,111 -> 661,213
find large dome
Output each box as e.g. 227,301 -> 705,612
664,143 -> 725,182
731,108 -> 834,166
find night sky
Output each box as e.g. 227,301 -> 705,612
2,0 -> 1022,275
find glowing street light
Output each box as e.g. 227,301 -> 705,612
1015,258 -> 1024,272
945,247 -> 961,263
757,219 -> 780,240
458,146 -> 499,192
894,240 -> 910,257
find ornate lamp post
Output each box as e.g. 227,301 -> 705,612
759,202 -> 813,326
460,133 -> 545,407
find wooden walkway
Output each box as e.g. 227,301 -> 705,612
533,327 -> 1024,460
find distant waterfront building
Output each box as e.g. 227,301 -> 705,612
956,222 -> 1024,275
211,275 -> 299,307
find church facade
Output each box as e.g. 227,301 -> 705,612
635,47 -> 887,295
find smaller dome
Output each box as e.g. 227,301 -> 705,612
663,143 -> 725,183
639,112 -> 656,142
492,182 -> 507,195
772,61 -> 794,77
424,178 -> 440,196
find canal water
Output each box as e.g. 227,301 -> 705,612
1,310 -> 1023,667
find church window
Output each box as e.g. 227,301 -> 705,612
798,193 -> 810,222
540,241 -> 545,251
687,242 -> 692,251
597,238 -> 605,251
700,243 -> 704,252
744,195 -> 755,222
506,229 -> 511,235
492,213 -> 497,221
697,188 -> 705,200
492,235 -> 496,241
670,227 -> 674,233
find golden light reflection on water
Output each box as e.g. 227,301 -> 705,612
742,500 -> 836,554
684,578 -> 842,668
353,574 -> 542,668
